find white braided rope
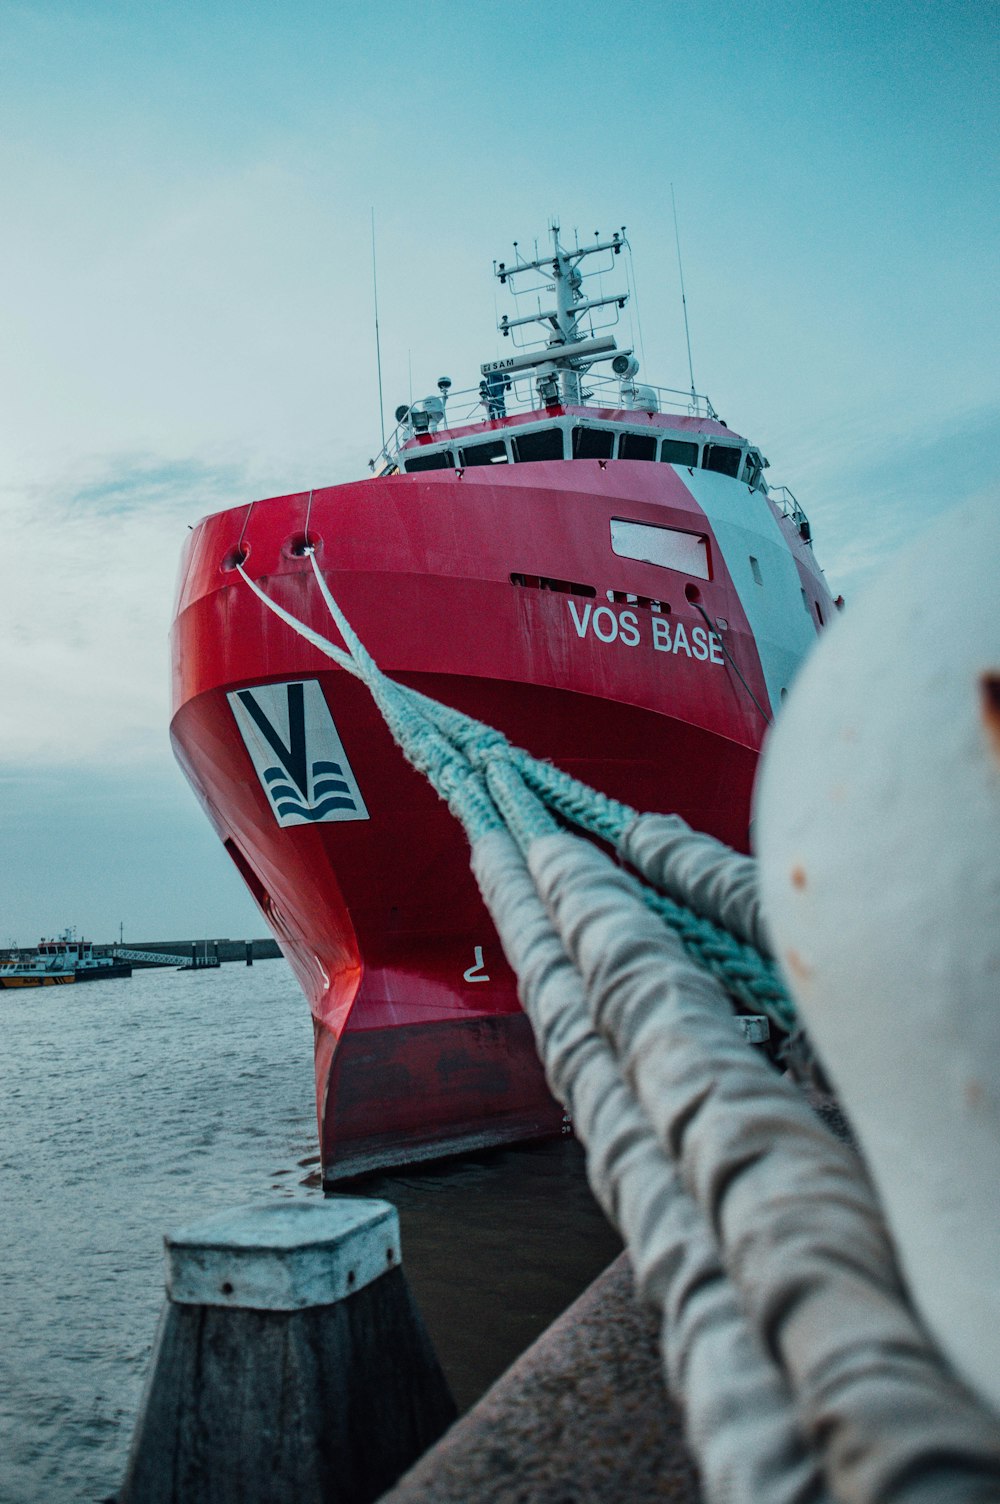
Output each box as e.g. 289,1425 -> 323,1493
477,829 -> 1000,1502
473,829 -> 829,1504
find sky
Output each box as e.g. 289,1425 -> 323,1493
1,0 -> 997,943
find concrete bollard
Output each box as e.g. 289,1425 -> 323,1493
118,1199 -> 455,1504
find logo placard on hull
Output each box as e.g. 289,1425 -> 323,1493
229,680 -> 370,827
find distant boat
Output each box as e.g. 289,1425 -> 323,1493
0,930 -> 132,988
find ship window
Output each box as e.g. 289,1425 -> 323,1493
703,444 -> 742,478
460,439 -> 509,466
403,449 -> 455,472
512,428 -> 565,463
660,439 -> 699,466
610,518 -> 711,580
572,426 -> 614,459
743,451 -> 763,488
618,432 -> 657,461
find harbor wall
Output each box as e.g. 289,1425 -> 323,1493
0,938 -> 283,966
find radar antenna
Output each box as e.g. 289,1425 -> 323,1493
491,223 -> 632,404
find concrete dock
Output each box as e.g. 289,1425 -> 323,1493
379,1253 -> 700,1504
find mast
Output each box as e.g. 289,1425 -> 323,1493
671,186 -> 698,407
493,224 -> 632,405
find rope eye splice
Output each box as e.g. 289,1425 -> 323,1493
235,552 -> 1000,1501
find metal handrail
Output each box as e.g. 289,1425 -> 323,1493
769,485 -> 805,520
769,485 -> 813,544
369,371 -> 719,475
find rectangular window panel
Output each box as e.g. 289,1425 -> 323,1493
512,428 -> 565,463
618,432 -> 657,461
460,439 -> 509,466
660,438 -> 699,466
610,518 -> 710,580
404,450 -> 455,472
573,427 -> 615,459
703,444 -> 742,478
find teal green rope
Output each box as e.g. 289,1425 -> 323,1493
408,680 -> 794,1027
304,556 -> 503,840
241,557 -> 796,1030
483,757 -> 558,851
403,690 -> 637,845
641,889 -> 795,1030
511,751 -> 636,846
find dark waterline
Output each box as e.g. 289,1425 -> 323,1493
0,962 -> 619,1502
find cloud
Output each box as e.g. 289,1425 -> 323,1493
0,758 -> 263,941
0,453 -> 253,767
805,405 -> 1000,599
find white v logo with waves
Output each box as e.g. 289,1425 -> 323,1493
229,680 -> 370,828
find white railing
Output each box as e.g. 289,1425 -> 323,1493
112,948 -> 181,966
769,485 -> 813,543
369,370 -> 718,475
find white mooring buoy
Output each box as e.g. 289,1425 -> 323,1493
755,492 -> 1000,1414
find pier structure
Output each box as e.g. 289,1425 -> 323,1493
118,1199 -> 700,1504
119,1201 -> 455,1504
105,937 -> 281,967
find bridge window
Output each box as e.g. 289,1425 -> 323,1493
573,426 -> 614,459
660,439 -> 699,466
512,428 -> 565,463
743,451 -> 763,489
618,432 -> 657,461
403,449 -> 455,473
460,439 -> 509,466
703,444 -> 742,478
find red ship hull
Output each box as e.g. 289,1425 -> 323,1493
171,437 -> 830,1181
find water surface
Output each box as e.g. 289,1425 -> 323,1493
0,961 -> 619,1502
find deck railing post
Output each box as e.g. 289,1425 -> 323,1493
118,1199 -> 455,1504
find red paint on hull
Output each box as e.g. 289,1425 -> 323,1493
171,455 -> 829,1180
325,1016 -> 566,1179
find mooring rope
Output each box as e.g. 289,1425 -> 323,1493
235,557 -> 1000,1499
236,556 -> 792,1028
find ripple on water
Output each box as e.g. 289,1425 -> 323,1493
0,960 -> 620,1502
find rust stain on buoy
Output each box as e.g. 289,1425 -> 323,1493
790,865 -> 807,890
785,947 -> 813,982
981,672 -> 1000,762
